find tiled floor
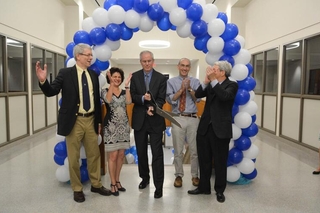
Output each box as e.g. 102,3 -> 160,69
0,126 -> 320,213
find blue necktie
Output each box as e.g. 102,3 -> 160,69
82,71 -> 90,111
145,74 -> 149,91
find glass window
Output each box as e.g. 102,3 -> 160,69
57,54 -> 65,71
305,35 -> 320,95
253,53 -> 263,93
283,41 -> 302,94
46,51 -> 55,83
7,38 -> 26,92
265,49 -> 278,93
0,36 -> 3,92
31,46 -> 44,91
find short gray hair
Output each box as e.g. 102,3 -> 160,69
178,58 -> 191,66
140,50 -> 154,60
73,43 -> 91,59
214,61 -> 232,77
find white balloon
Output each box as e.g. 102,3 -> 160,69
207,37 -> 224,54
239,101 -> 258,116
235,35 -> 245,48
227,166 -> 241,182
249,90 -> 255,100
64,157 -> 69,167
82,17 -> 99,33
231,64 -> 249,81
237,158 -> 255,174
234,111 -> 252,129
104,39 -> 121,51
92,8 -> 110,27
126,153 -> 135,164
124,9 -> 141,29
169,7 -> 186,27
108,5 -> 126,24
56,133 -> 65,142
159,0 -> 178,12
94,44 -> 112,62
99,73 -> 107,88
55,166 -> 70,182
91,50 -> 97,65
208,18 -> 225,37
242,144 -> 259,159
205,51 -> 223,65
139,13 -> 154,32
176,19 -> 192,38
249,136 -> 257,143
232,124 -> 242,140
98,134 -> 102,145
229,139 -> 234,150
80,145 -> 86,159
66,58 -> 76,67
202,4 -> 218,23
233,49 -> 251,65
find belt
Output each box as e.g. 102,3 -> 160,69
180,113 -> 197,118
77,112 -> 94,117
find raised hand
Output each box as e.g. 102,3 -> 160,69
125,73 -> 132,87
35,61 -> 47,82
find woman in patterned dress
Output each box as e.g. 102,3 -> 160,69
101,67 -> 132,196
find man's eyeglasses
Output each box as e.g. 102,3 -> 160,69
80,53 -> 93,57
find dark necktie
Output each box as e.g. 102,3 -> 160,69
82,71 -> 90,111
179,89 -> 186,112
145,74 -> 149,92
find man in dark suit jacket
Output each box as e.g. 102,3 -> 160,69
35,43 -> 111,203
188,61 -> 238,203
130,50 -> 167,199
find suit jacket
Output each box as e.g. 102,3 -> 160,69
195,78 -> 238,139
39,65 -> 102,136
130,69 -> 166,132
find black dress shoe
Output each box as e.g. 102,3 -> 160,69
187,188 -> 211,195
74,191 -> 85,203
154,189 -> 163,198
216,192 -> 225,203
91,186 -> 112,196
138,180 -> 149,189
313,170 -> 320,175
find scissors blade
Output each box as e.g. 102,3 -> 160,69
155,107 -> 182,128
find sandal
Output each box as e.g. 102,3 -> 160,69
116,181 -> 126,192
110,184 -> 119,196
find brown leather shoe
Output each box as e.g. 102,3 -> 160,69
91,185 -> 111,196
174,176 -> 182,187
192,177 -> 200,186
74,191 -> 85,203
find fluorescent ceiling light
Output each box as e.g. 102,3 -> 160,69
139,40 -> 170,49
286,42 -> 300,50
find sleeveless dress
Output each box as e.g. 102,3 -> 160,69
101,88 -> 130,152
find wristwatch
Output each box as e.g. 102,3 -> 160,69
188,88 -> 193,92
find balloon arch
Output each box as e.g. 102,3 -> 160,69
54,0 -> 259,184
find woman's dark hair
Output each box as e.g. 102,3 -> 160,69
106,67 -> 124,84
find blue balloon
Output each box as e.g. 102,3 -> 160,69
120,24 -> 133,40
194,33 -> 210,51
178,0 -> 193,9
251,115 -> 256,123
133,27 -> 139,32
95,59 -> 110,71
66,42 -> 75,58
219,54 -> 235,67
103,0 -> 117,10
217,12 -> 228,24
89,63 -> 101,74
234,135 -> 252,151
54,154 -> 66,166
81,159 -> 87,167
130,146 -> 137,155
232,104 -> 239,117
191,20 -> 208,37
125,149 -> 130,155
157,12 -> 172,31
235,89 -> 250,106
186,3 -> 203,21
221,23 -> 239,41
133,0 -> 149,13
117,0 -> 134,11
65,57 -> 71,66
227,160 -> 233,167
246,63 -> 253,76
73,30 -> 92,45
242,168 -> 257,180
228,147 -> 243,164
170,25 -> 177,31
242,123 -> 259,137
90,27 -> 107,45
80,166 -> 89,182
54,141 -> 67,157
59,98 -> 62,107
238,76 -> 256,91
105,23 -> 121,41
223,39 -> 241,56
148,3 -> 164,21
